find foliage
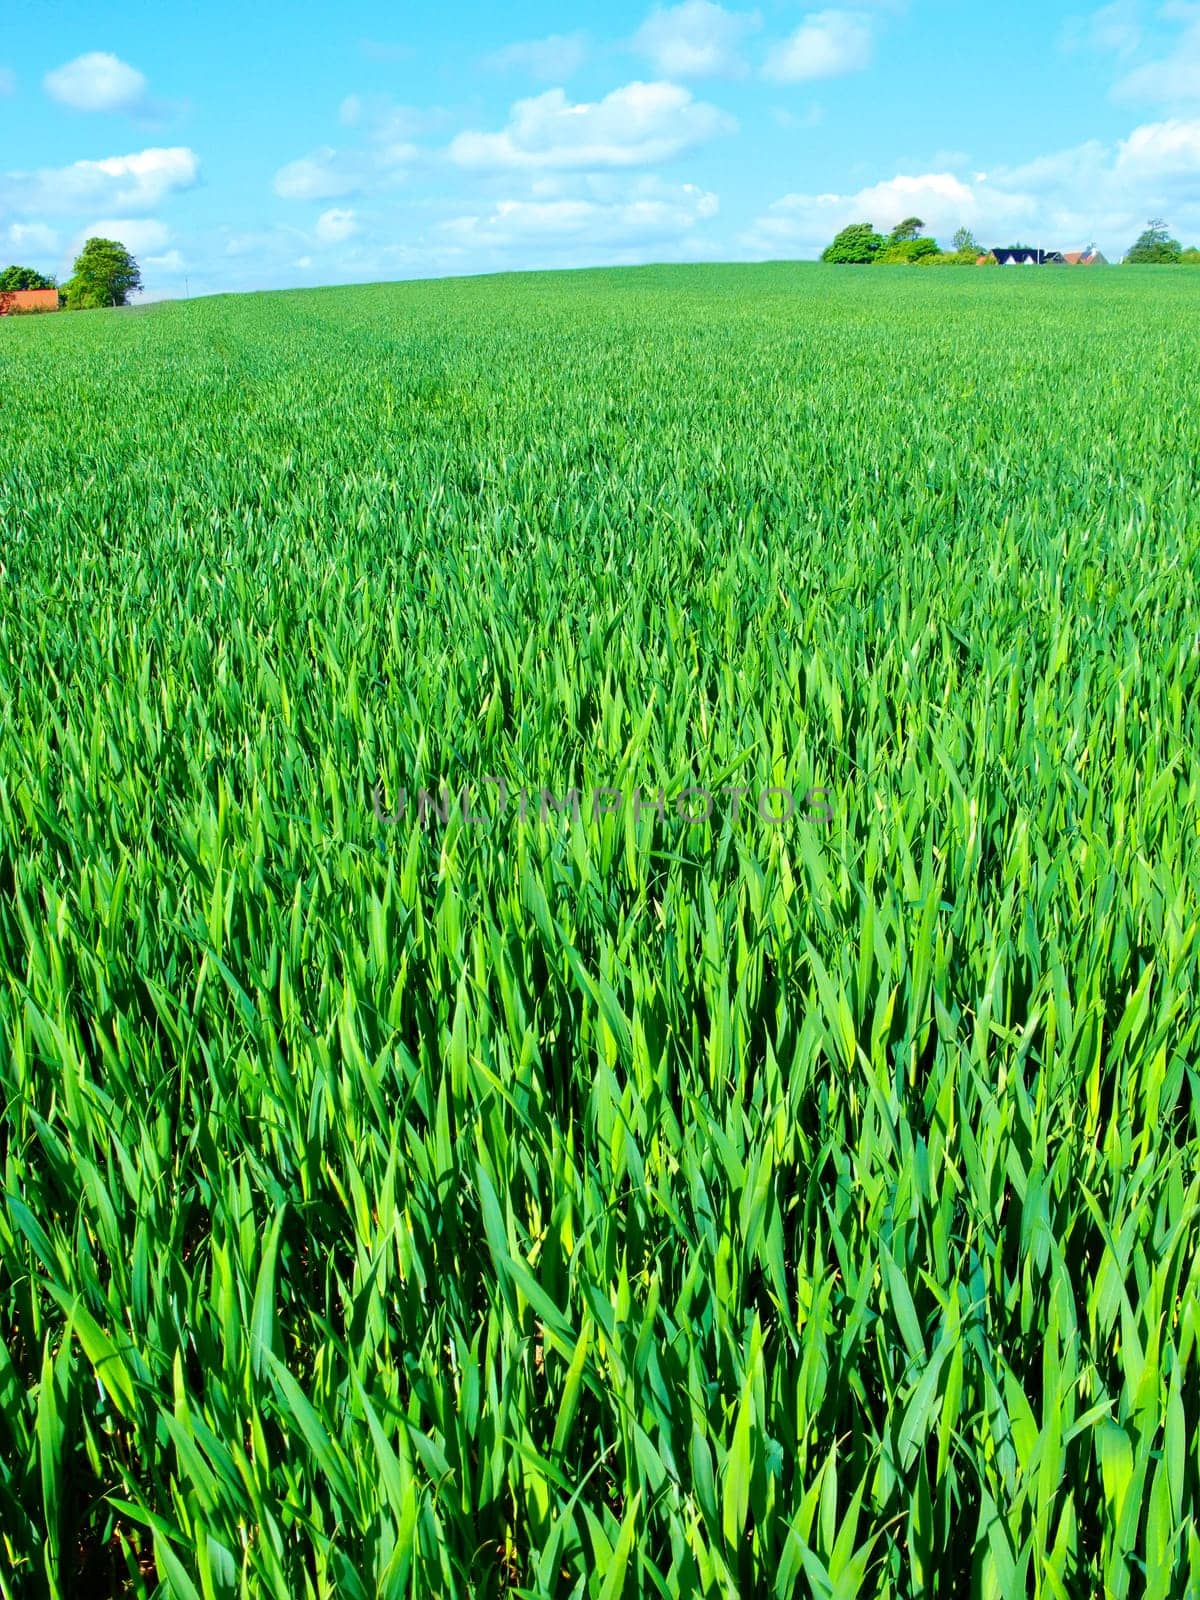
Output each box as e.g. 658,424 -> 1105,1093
917,248 -> 980,266
821,222 -> 886,263
2,263 -> 1200,1599
952,227 -> 981,255
888,216 -> 926,244
0,264 -> 56,291
877,236 -> 941,264
1182,247 -> 1200,265
63,236 -> 143,309
1125,219 -> 1183,264
823,220 -> 976,266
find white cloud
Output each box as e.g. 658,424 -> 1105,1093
772,102 -> 825,129
71,218 -> 172,257
222,224 -> 307,258
7,221 -> 58,253
274,148 -> 362,201
145,249 -> 184,271
315,206 -> 359,243
447,81 -> 736,171
1062,1 -> 1142,57
0,67 -> 15,97
633,1 -> 761,77
1114,8 -> 1200,106
763,10 -> 875,81
338,95 -> 441,141
1112,113 -> 1200,173
744,118 -> 1200,258
274,105 -> 421,201
744,172 -> 998,255
1,148 -> 199,215
440,179 -> 719,248
483,33 -> 589,80
44,52 -> 148,113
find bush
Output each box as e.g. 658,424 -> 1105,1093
821,223 -> 887,264
0,264 -> 56,291
917,248 -> 980,266
877,237 -> 941,265
1125,221 -> 1182,263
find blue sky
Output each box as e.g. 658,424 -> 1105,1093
1,0 -> 1198,296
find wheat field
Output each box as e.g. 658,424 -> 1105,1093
1,262 -> 1199,1597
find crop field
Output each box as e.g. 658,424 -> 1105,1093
1,261 -> 1199,1598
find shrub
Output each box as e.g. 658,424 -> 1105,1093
917,248 -> 980,266
821,223 -> 887,263
1125,220 -> 1183,263
877,236 -> 941,264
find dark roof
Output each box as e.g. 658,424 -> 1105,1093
988,247 -> 1074,265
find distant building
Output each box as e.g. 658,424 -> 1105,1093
990,247 -> 1052,265
0,288 -> 59,315
980,245 -> 1108,267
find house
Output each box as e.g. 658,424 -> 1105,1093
981,245 -> 1109,267
990,247 -> 1052,266
0,287 -> 59,315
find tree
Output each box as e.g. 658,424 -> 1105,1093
918,246 -> 979,266
1182,247 -> 1200,266
878,235 -> 941,264
63,237 -> 143,309
1125,219 -> 1182,264
821,222 -> 886,264
888,216 -> 926,244
0,264 -> 56,291
952,227 -> 981,256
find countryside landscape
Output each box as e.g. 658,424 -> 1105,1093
2,5 -> 1200,1599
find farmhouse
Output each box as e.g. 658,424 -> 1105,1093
989,247 -> 1058,265
0,287 -> 59,315
982,246 -> 1107,266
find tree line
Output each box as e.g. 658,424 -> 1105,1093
821,219 -> 982,265
823,216 -> 1200,265
1124,220 -> 1200,264
0,238 -> 142,310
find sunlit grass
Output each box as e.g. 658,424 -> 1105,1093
1,261 -> 1199,1597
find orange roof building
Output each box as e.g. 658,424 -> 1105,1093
0,287 -> 60,315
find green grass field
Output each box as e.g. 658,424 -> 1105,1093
2,261 -> 1199,1597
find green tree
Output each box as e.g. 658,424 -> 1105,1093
878,235 -> 941,264
888,216 -> 926,244
1124,219 -> 1182,264
952,227 -> 981,256
1182,247 -> 1200,265
918,247 -> 979,266
821,222 -> 887,264
63,237 -> 143,309
0,265 -> 56,291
